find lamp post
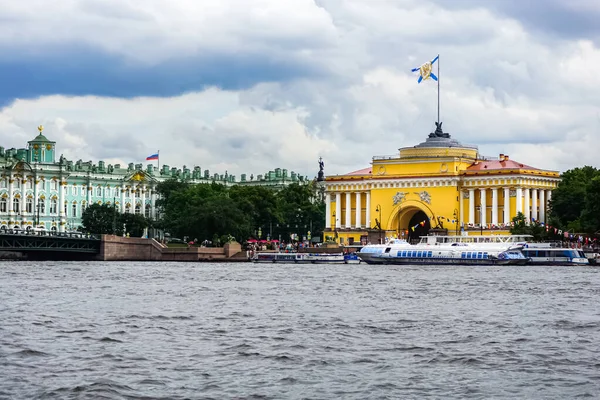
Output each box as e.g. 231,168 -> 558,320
476,205 -> 483,235
375,204 -> 382,244
36,199 -> 42,228
453,208 -> 459,236
332,212 -> 337,242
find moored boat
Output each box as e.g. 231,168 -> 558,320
521,243 -> 590,266
251,252 -> 345,264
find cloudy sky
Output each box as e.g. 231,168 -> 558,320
1,0 -> 599,178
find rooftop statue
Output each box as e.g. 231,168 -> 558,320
317,157 -> 325,181
429,121 -> 451,139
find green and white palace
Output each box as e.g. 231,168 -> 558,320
0,126 -> 306,232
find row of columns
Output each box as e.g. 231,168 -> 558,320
467,187 -> 552,225
324,192 -> 371,229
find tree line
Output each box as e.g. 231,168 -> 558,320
81,180 -> 325,244
511,166 -> 600,240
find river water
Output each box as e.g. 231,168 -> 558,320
1,262 -> 599,399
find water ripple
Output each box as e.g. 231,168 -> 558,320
1,261 -> 599,399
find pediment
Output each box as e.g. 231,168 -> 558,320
124,170 -> 156,184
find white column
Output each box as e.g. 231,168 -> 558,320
516,187 -> 523,214
503,187 -> 510,225
33,175 -> 39,226
86,182 -> 92,206
345,192 -> 351,228
355,192 -> 361,228
491,188 -> 498,226
365,191 -> 371,228
150,187 -> 157,220
325,193 -> 331,229
539,189 -> 545,223
335,192 -> 341,229
59,179 -> 66,232
468,189 -> 475,225
120,184 -> 126,213
8,174 -> 14,215
141,185 -> 146,216
531,189 -> 538,222
524,188 -> 530,222
479,188 -> 487,227
459,190 -> 464,227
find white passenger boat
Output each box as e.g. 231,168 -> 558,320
521,243 -> 590,266
357,235 -> 529,265
251,252 -> 345,264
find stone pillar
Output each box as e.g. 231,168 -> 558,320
345,192 -> 351,228
325,193 -> 331,229
479,188 -> 486,227
531,189 -> 538,222
524,188 -> 530,222
468,188 -> 475,225
86,182 -> 92,207
491,188 -> 498,226
539,189 -> 545,223
335,192 -> 341,229
366,191 -> 371,228
355,192 -> 361,228
59,179 -> 66,232
503,187 -> 510,225
33,175 -> 38,226
516,187 -> 523,214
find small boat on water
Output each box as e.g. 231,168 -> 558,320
343,253 -> 361,264
251,252 -> 345,264
357,235 -> 529,265
521,243 -> 590,266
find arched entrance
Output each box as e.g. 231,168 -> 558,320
407,211 -> 430,242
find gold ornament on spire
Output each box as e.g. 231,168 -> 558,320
37,125 -> 44,133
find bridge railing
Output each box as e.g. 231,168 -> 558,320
0,228 -> 100,240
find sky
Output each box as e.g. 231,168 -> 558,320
1,0 -> 600,178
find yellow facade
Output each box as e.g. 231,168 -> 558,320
324,126 -> 560,245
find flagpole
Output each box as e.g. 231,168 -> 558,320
437,54 -> 440,124
157,150 -> 160,172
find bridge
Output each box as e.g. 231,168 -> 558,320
0,231 -> 101,258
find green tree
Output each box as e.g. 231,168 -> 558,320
120,213 -> 149,237
81,203 -> 118,234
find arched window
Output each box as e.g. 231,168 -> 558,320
145,204 -> 151,217
50,198 -> 58,214
134,204 -> 141,214
72,203 -> 77,217
14,180 -> 21,189
96,186 -> 102,197
0,198 -> 6,213
51,180 -> 58,190
38,199 -> 46,214
13,197 -> 20,213
26,197 -> 33,213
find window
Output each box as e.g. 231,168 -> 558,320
26,198 -> 33,213
14,180 -> 21,189
135,204 -> 141,214
64,202 -> 67,215
26,180 -> 33,189
39,199 -> 45,214
50,199 -> 57,214
0,179 -> 6,188
51,180 -> 58,190
72,203 -> 77,217
81,187 -> 85,196
96,186 -> 102,197
0,198 -> 6,212
13,198 -> 20,213
72,185 -> 77,196
145,204 -> 151,217
125,189 -> 130,197
82,202 -> 87,214
135,190 -> 140,198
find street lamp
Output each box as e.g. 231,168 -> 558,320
36,198 -> 42,227
453,208 -> 459,236
332,212 -> 337,242
375,204 -> 382,244
476,205 -> 483,235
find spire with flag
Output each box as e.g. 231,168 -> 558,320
412,54 -> 441,124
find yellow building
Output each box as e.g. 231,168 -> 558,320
324,123 -> 560,244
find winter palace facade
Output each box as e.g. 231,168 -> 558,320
0,126 -> 306,232
323,122 -> 561,244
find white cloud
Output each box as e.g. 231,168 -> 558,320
1,0 -> 600,176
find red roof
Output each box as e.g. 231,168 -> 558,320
466,159 -> 538,171
344,167 -> 372,175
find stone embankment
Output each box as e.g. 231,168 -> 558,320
97,235 -> 245,262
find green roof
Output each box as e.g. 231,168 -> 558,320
29,133 -> 53,143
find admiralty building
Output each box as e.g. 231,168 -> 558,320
0,126 -> 305,232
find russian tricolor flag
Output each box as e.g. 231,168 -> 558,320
146,152 -> 159,161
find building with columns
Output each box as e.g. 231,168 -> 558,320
323,123 -> 560,244
0,126 -> 306,232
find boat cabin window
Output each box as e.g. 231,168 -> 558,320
384,247 -> 391,253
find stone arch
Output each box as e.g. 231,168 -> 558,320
385,199 -> 438,240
